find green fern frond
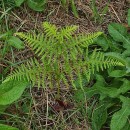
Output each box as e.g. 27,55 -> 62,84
42,22 -> 57,37
105,52 -> 126,65
6,22 -> 124,89
85,50 -> 124,80
74,32 -> 103,47
15,32 -> 42,48
58,25 -> 78,40
15,32 -> 56,58
5,58 -> 44,87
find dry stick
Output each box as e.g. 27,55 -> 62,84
28,87 -> 34,130
11,11 -> 23,22
30,87 -> 42,129
28,111 -> 34,130
55,4 -> 61,16
0,64 -> 6,67
109,4 -> 121,23
34,13 -> 39,30
16,20 -> 27,32
46,90 -> 49,130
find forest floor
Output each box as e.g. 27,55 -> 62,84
0,0 -> 130,130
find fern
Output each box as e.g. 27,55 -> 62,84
88,50 -> 124,74
4,22 -> 125,89
43,22 -> 57,37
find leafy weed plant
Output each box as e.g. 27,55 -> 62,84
0,22 -> 126,130
74,9 -> 130,130
91,0 -> 109,23
4,22 -> 124,91
0,27 -> 28,130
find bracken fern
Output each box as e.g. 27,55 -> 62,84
4,22 -> 124,89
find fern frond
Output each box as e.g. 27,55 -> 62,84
15,32 -> 56,58
105,52 -> 126,65
42,22 -> 57,37
74,32 -> 103,47
58,25 -> 78,40
15,32 -> 40,45
7,22 -> 124,89
84,50 -> 125,80
15,32 -> 43,49
5,58 -> 44,87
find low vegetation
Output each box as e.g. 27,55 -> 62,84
0,1 -> 130,130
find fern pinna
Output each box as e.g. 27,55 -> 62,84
5,22 -> 124,89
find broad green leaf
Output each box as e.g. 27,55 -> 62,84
0,124 -> 18,130
95,35 -> 109,51
85,87 -> 99,99
122,50 -> 130,57
85,75 -> 105,98
108,37 -> 122,53
89,75 -> 130,100
122,40 -> 130,49
121,121 -> 130,130
117,79 -> 130,94
108,23 -> 129,45
27,0 -> 47,12
110,96 -> 130,130
108,69 -> 126,77
0,80 -> 29,105
0,30 -> 13,40
92,102 -> 109,130
128,9 -> 130,26
125,58 -> 130,73
7,36 -> 25,49
103,79 -> 130,98
14,0 -> 25,6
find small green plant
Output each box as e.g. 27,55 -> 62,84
0,29 -> 28,130
60,0 -> 78,17
0,30 -> 25,50
0,21 -> 126,129
91,0 -> 109,23
0,30 -> 25,83
73,9 -> 130,130
4,22 -> 124,92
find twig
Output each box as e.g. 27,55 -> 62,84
109,4 -> 121,23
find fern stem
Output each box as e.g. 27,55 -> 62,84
56,79 -> 60,99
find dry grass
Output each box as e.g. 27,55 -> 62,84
7,0 -> 129,32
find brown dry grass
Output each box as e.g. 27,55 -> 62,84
8,0 -> 129,32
